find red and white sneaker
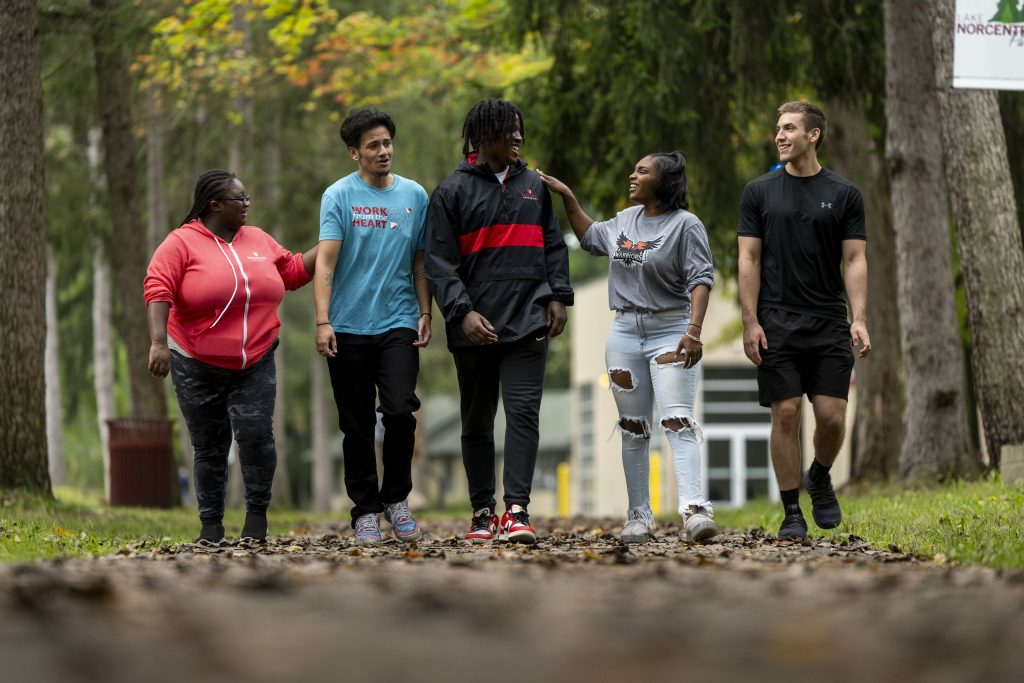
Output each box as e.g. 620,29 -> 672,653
465,507 -> 499,543
500,504 -> 537,544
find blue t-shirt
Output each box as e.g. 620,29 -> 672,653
319,172 -> 428,334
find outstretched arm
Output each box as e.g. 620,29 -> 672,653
536,170 -> 595,241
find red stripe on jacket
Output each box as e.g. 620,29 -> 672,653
458,223 -> 544,256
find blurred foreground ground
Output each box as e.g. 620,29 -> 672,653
3,518 -> 1022,683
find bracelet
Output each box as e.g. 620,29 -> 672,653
684,332 -> 702,345
316,321 -> 331,326
688,322 -> 702,330
419,312 -> 432,318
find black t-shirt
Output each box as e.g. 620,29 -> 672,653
738,167 -> 866,321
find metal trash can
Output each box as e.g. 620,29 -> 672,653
107,418 -> 175,508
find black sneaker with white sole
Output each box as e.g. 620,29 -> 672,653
196,520 -> 226,547
240,510 -> 268,544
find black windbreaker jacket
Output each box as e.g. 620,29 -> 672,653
425,157 -> 574,348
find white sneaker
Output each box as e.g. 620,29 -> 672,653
619,507 -> 655,544
683,506 -> 718,542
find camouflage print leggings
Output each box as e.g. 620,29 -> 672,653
170,346 -> 277,522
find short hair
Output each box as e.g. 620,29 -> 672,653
461,99 -> 525,157
648,152 -> 689,211
339,108 -> 396,149
777,101 -> 827,149
182,169 -> 236,224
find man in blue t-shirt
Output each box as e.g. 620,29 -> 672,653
313,108 -> 431,545
737,101 -> 872,541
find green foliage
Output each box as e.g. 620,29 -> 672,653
507,0 -> 886,280
713,478 -> 1024,571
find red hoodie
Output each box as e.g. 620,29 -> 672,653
144,220 -> 311,369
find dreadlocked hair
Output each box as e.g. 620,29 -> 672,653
181,169 -> 237,224
648,152 -> 689,211
461,99 -> 525,157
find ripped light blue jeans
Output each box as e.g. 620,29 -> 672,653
606,309 -> 710,517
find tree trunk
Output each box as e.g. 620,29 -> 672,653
145,92 -> 168,257
229,4 -> 254,180
88,126 -> 117,501
826,99 -> 903,482
265,107 -> 292,507
928,0 -> 1024,469
90,0 -> 167,419
883,0 -> 975,483
45,245 -> 66,487
93,242 -> 116,499
311,355 -> 332,513
0,0 -> 52,494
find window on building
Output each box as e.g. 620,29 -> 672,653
700,365 -> 776,507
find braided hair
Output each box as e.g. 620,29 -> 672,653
648,152 -> 689,211
461,99 -> 525,157
181,169 -> 237,224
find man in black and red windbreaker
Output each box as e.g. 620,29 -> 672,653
426,99 -> 573,544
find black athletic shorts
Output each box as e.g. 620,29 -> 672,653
756,308 -> 854,407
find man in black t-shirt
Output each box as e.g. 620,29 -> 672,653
737,101 -> 871,541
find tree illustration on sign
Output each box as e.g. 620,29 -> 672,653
990,0 -> 1024,22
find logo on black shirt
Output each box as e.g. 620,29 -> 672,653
613,232 -> 663,266
522,188 -> 540,201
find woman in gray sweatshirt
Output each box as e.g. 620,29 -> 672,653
538,152 -> 717,543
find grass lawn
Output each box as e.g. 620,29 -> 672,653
0,488 -> 339,563
713,477 -> 1024,571
2,480 -> 1022,570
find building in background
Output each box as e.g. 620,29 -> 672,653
418,391 -> 571,515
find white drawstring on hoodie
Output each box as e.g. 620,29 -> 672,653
205,229 -> 252,368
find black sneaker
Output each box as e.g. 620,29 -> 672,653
777,506 -> 808,540
240,511 -> 268,544
196,520 -> 226,547
804,469 -> 843,529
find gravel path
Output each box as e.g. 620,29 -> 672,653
3,519 -> 1022,683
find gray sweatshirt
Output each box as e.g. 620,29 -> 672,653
580,205 -> 714,313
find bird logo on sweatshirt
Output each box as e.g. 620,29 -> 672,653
613,232 -> 663,266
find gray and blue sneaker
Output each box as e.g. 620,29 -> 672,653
353,513 -> 383,545
383,500 -> 422,542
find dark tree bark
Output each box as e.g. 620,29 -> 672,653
0,0 -> 52,494
826,99 -> 903,482
90,0 -> 167,418
929,0 -> 1024,469
884,0 -> 976,482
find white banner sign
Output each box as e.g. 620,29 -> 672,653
953,0 -> 1024,90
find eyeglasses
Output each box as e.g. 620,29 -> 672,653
219,195 -> 252,205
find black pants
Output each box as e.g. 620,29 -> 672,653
171,347 -> 277,522
326,328 -> 421,523
452,332 -> 548,511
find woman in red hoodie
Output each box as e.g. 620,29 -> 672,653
145,170 -> 317,545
